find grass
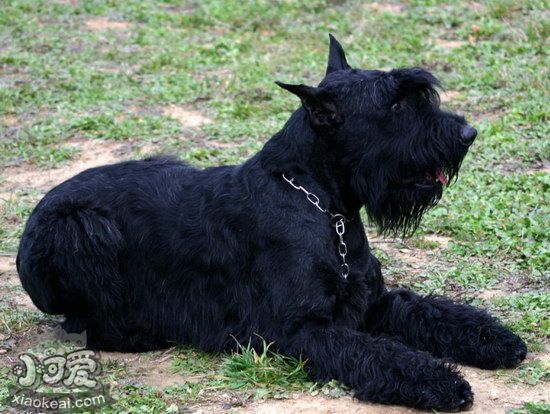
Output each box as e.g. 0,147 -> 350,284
411,261 -> 502,295
0,0 -> 548,411
218,340 -> 348,399
510,402 -> 550,414
220,340 -> 312,394
170,346 -> 219,375
512,360 -> 550,386
490,293 -> 550,350
105,384 -> 178,414
0,191 -> 39,251
0,305 -> 46,336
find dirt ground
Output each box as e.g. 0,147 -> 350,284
0,137 -> 548,413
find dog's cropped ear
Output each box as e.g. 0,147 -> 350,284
326,34 -> 351,75
275,81 -> 341,128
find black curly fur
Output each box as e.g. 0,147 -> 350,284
16,36 -> 526,411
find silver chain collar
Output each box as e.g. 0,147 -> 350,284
282,173 -> 350,280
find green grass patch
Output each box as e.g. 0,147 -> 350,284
422,172 -> 549,272
170,346 -> 219,375
168,340 -> 348,402
0,192 -> 40,252
0,367 -> 17,412
0,305 -> 44,336
509,402 -> 550,414
412,260 -> 501,296
106,384 -> 176,414
69,113 -> 182,141
490,293 -> 550,350
220,340 -> 310,394
217,339 -> 348,399
512,360 -> 550,386
408,236 -> 443,250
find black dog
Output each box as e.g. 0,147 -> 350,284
17,35 -> 526,411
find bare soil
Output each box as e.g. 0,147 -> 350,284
0,139 -> 131,193
162,105 -> 213,128
85,18 -> 132,31
440,90 -> 462,104
364,3 -> 407,14
436,39 -> 468,49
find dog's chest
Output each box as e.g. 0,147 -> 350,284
329,250 -> 383,328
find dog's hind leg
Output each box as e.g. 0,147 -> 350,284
285,326 -> 473,411
18,199 -> 124,315
364,289 -> 527,369
17,198 -> 151,351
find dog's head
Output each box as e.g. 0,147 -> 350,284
276,35 -> 476,235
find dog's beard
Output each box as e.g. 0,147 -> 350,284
369,184 -> 444,237
353,161 -> 451,237
351,138 -> 466,237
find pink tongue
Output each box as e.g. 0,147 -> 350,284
436,169 -> 448,186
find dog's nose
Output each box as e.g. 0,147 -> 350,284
460,125 -> 477,146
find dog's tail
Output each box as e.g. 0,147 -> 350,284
17,198 -> 124,317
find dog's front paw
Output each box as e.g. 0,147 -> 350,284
417,364 -> 474,412
356,357 -> 475,412
442,311 -> 528,370
504,338 -> 528,368
470,325 -> 527,369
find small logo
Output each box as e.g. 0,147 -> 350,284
6,329 -> 111,413
13,349 -> 100,390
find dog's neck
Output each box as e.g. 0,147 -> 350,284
259,108 -> 362,216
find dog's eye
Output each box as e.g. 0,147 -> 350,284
391,101 -> 404,112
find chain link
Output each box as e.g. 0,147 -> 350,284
282,173 -> 350,280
